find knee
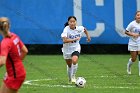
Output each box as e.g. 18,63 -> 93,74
67,64 -> 72,68
131,58 -> 137,62
72,56 -> 78,65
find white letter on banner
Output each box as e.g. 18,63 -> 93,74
114,0 -> 126,37
137,0 -> 140,10
73,0 -> 105,37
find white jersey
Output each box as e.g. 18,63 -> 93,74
126,20 -> 140,46
61,26 -> 85,54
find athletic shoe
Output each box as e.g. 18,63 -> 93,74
71,76 -> 76,83
127,64 -> 131,75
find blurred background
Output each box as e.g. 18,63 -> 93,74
0,0 -> 139,54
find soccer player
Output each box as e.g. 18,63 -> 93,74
0,17 -> 28,93
61,16 -> 91,83
125,11 -> 140,76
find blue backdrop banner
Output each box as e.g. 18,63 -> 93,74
0,0 -> 139,44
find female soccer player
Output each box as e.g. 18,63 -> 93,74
0,17 -> 28,93
125,11 -> 140,76
61,16 -> 91,83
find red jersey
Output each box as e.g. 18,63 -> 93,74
0,32 -> 26,79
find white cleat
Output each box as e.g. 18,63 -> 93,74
127,64 -> 131,75
127,70 -> 131,75
139,72 -> 140,76
71,76 -> 76,83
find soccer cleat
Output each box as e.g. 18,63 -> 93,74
139,72 -> 140,76
71,76 -> 76,83
127,64 -> 131,75
71,78 -> 76,83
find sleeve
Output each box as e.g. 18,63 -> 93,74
61,27 -> 68,38
126,22 -> 133,32
19,38 -> 24,49
0,40 -> 10,57
78,26 -> 85,33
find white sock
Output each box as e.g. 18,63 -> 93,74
67,65 -> 72,81
72,63 -> 78,77
127,58 -> 133,68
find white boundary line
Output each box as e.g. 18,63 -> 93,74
93,86 -> 140,89
24,79 -> 75,88
85,75 -> 133,79
24,78 -> 140,89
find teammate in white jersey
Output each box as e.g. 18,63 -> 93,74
61,16 -> 91,83
125,11 -> 140,76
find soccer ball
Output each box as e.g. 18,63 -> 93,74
75,77 -> 86,88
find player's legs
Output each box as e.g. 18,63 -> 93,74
63,52 -> 73,83
0,82 -> 6,93
65,59 -> 72,83
71,51 -> 80,83
130,51 -> 137,62
138,51 -> 140,76
127,51 -> 137,74
66,59 -> 72,68
0,82 -> 18,93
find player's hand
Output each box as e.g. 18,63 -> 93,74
75,37 -> 81,41
86,37 -> 91,42
132,33 -> 139,38
72,37 -> 81,43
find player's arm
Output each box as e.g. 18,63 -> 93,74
62,37 -> 80,43
20,45 -> 28,60
61,27 -> 80,43
125,22 -> 140,38
125,30 -> 140,37
0,40 -> 9,67
0,56 -> 6,67
84,28 -> 91,42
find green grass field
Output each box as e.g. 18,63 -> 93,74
1,55 -> 140,93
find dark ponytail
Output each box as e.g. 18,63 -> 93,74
64,16 -> 77,27
64,22 -> 69,27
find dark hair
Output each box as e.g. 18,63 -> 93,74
0,21 -> 9,31
64,16 -> 77,27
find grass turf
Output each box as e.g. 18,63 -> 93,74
0,55 -> 140,93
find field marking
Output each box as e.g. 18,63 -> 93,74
93,86 -> 140,89
24,79 -> 53,86
24,78 -> 140,89
24,79 -> 75,88
93,75 -> 117,78
86,75 -> 130,78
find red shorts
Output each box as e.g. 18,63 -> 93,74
3,73 -> 26,90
